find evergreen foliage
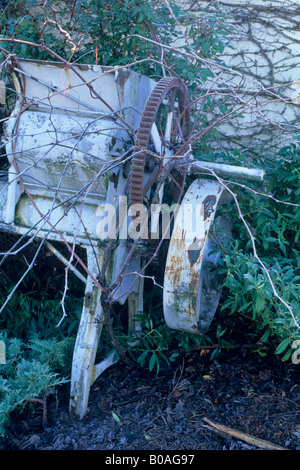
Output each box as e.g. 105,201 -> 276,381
0,333 -> 70,436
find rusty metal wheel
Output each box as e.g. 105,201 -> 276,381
129,76 -> 191,207
163,179 -> 233,335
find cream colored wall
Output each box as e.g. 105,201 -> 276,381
180,0 -> 300,156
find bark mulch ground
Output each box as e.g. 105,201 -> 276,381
1,348 -> 300,451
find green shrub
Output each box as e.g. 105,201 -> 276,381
0,0 -> 229,88
0,333 -> 70,436
214,143 -> 300,360
0,263 -> 83,343
0,264 -> 81,435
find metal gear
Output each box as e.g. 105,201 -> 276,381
130,77 -> 191,207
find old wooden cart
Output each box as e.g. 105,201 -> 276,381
0,59 -> 264,418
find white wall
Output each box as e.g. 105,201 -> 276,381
181,0 -> 300,156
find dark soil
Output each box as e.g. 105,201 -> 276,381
1,349 -> 300,451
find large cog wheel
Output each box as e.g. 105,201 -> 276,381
130,77 -> 191,207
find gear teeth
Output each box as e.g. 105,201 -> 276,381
130,77 -> 190,207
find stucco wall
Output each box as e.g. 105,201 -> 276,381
182,0 -> 300,156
